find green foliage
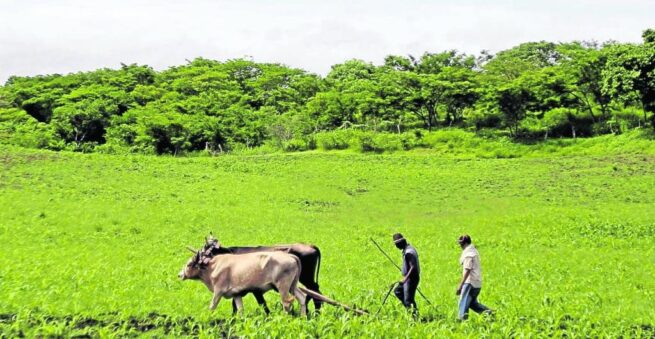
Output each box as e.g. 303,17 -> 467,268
315,130 -> 355,150
2,29 -> 655,154
355,132 -> 404,153
282,138 -> 311,152
602,38 -> 655,125
307,128 -> 655,158
610,106 -> 645,132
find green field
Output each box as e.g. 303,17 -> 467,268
1,145 -> 654,337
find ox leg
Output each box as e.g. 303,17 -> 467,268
313,283 -> 323,311
277,283 -> 294,314
234,296 -> 244,315
304,282 -> 322,311
300,267 -> 322,312
209,291 -> 222,311
292,288 -> 307,318
253,292 -> 270,315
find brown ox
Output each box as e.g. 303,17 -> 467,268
179,250 -> 307,316
202,236 -> 323,313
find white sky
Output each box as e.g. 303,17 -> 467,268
1,0 -> 654,83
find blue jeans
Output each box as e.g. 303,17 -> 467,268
458,283 -> 489,320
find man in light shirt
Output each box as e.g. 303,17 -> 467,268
456,234 -> 492,320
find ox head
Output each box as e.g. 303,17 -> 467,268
178,247 -> 205,280
179,234 -> 221,280
202,233 -> 221,255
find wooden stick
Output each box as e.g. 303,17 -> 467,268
299,287 -> 369,315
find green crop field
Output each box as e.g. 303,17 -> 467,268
1,145 -> 654,337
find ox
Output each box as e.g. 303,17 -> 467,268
201,236 -> 323,314
179,249 -> 307,316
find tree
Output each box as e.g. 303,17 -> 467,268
543,107 -> 587,139
495,82 -> 533,137
484,42 -> 560,80
643,28 -> 655,45
602,39 -> 655,127
438,67 -> 479,126
51,85 -> 132,146
415,51 -> 475,74
326,60 -> 376,85
415,74 -> 448,130
557,42 -> 612,121
383,55 -> 416,72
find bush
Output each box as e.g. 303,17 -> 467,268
0,120 -> 58,149
611,107 -> 644,132
399,132 -> 419,150
356,133 -> 402,153
94,143 -> 134,155
315,130 -> 354,150
312,130 -> 419,153
519,115 -> 547,139
282,138 -> 310,152
421,129 -> 479,148
465,109 -> 502,129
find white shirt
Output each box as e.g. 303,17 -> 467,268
459,244 -> 482,288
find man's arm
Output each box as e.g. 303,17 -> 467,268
400,263 -> 414,284
400,252 -> 417,284
456,269 -> 471,295
457,256 -> 474,295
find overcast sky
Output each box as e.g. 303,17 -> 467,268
1,0 -> 654,83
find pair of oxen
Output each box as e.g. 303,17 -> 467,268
179,235 -> 322,316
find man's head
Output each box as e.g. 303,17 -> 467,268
457,234 -> 472,249
393,233 -> 407,250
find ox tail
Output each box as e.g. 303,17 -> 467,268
291,254 -> 302,293
312,245 -> 321,285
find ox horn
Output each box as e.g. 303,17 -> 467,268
186,246 -> 197,253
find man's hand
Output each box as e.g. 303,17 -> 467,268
457,269 -> 471,296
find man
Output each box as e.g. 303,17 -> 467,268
456,234 -> 492,320
393,233 -> 420,314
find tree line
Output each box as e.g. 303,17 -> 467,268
1,29 -> 654,155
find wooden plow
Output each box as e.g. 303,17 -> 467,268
299,287 -> 369,316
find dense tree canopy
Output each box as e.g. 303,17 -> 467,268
1,29 -> 654,154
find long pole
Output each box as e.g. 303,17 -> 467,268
369,237 -> 432,305
299,287 -> 369,315
374,282 -> 398,316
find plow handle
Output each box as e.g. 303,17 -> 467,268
299,287 -> 369,315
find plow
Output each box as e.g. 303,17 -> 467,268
299,287 -> 369,316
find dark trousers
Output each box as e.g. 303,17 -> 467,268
394,278 -> 419,312
458,283 -> 489,320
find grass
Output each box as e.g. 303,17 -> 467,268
306,128 -> 655,158
1,143 -> 654,337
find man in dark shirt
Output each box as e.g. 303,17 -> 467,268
393,233 -> 420,314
